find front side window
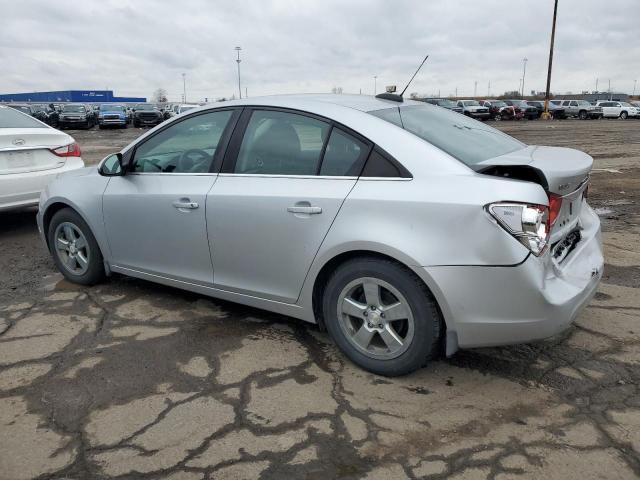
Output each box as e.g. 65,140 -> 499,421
234,110 -> 330,175
370,105 -> 524,167
132,110 -> 233,173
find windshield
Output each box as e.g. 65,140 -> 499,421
100,104 -> 124,111
369,105 -> 524,167
136,104 -> 156,111
620,102 -> 633,107
463,100 -> 480,106
492,101 -> 507,107
0,107 -> 47,128
62,105 -> 86,113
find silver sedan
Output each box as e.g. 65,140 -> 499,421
37,94 -> 603,376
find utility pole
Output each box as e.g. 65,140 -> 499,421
182,73 -> 186,103
634,79 -> 637,97
374,76 -> 377,95
595,78 -> 598,93
474,81 -> 477,97
235,47 -> 242,99
608,79 -> 611,100
488,80 -> 491,97
542,0 -> 558,120
455,86 -> 458,97
521,57 -> 528,97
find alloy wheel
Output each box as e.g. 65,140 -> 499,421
54,222 -> 91,275
337,277 -> 415,360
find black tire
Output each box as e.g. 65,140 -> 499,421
98,125 -> 104,130
578,110 -> 588,120
47,208 -> 105,286
620,111 -> 628,120
133,120 -> 140,127
322,257 -> 442,376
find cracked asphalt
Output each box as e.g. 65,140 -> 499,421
0,119 -> 639,479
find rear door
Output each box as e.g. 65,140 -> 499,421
103,108 -> 238,285
206,108 -> 371,303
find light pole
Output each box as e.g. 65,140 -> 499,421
235,47 -> 242,99
634,79 -> 637,97
521,57 -> 528,97
474,81 -> 477,97
542,0 -> 558,120
374,76 -> 378,95
182,73 -> 186,103
595,78 -> 598,93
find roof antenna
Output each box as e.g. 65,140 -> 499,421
375,54 -> 429,103
400,54 -> 429,97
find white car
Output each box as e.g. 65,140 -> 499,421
175,104 -> 198,115
0,105 -> 84,211
596,100 -> 640,119
456,100 -> 491,120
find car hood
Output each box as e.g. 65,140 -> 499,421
474,145 -> 592,195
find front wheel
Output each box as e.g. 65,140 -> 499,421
48,208 -> 105,286
620,111 -> 628,120
322,257 -> 442,376
578,110 -> 588,120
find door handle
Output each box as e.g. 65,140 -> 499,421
287,205 -> 322,215
172,199 -> 199,210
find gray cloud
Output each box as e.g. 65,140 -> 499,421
1,0 -> 638,101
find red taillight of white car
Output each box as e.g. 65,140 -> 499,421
50,142 -> 81,157
487,202 -> 550,256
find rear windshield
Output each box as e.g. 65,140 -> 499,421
369,105 -> 524,166
0,107 -> 47,128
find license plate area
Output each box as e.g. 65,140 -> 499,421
0,150 -> 36,171
552,229 -> 581,264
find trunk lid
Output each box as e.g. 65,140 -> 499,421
0,128 -> 73,174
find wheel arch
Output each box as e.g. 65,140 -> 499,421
309,249 -> 450,340
41,200 -> 109,272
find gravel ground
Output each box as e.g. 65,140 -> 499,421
0,118 -> 639,480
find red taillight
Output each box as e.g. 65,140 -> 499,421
548,192 -> 562,226
50,142 -> 81,157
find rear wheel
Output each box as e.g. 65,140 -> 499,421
48,208 -> 105,286
322,257 -> 441,376
620,111 -> 628,120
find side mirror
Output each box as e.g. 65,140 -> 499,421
99,153 -> 125,176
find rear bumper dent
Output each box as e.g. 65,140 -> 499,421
426,205 -> 604,350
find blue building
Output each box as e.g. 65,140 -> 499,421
0,90 -> 146,103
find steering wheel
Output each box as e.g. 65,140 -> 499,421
177,149 -> 211,172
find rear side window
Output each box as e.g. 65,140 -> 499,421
234,110 -> 330,175
0,107 -> 46,128
369,105 -> 524,167
319,128 -> 369,176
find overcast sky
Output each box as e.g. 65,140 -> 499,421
2,0 -> 638,101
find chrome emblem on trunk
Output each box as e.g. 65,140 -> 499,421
12,138 -> 25,146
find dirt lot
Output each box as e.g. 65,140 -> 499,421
0,119 -> 639,480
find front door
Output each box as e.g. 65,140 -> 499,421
103,109 -> 236,285
207,109 -> 371,303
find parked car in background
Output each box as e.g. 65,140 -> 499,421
175,104 -> 198,115
503,100 -> 538,120
526,100 -> 566,119
555,100 -> 602,119
456,100 -> 490,120
595,100 -> 640,119
98,104 -> 128,129
37,94 -> 603,376
132,104 -> 164,127
58,104 -> 95,129
478,100 -> 515,120
0,105 -> 84,211
423,98 -> 463,113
